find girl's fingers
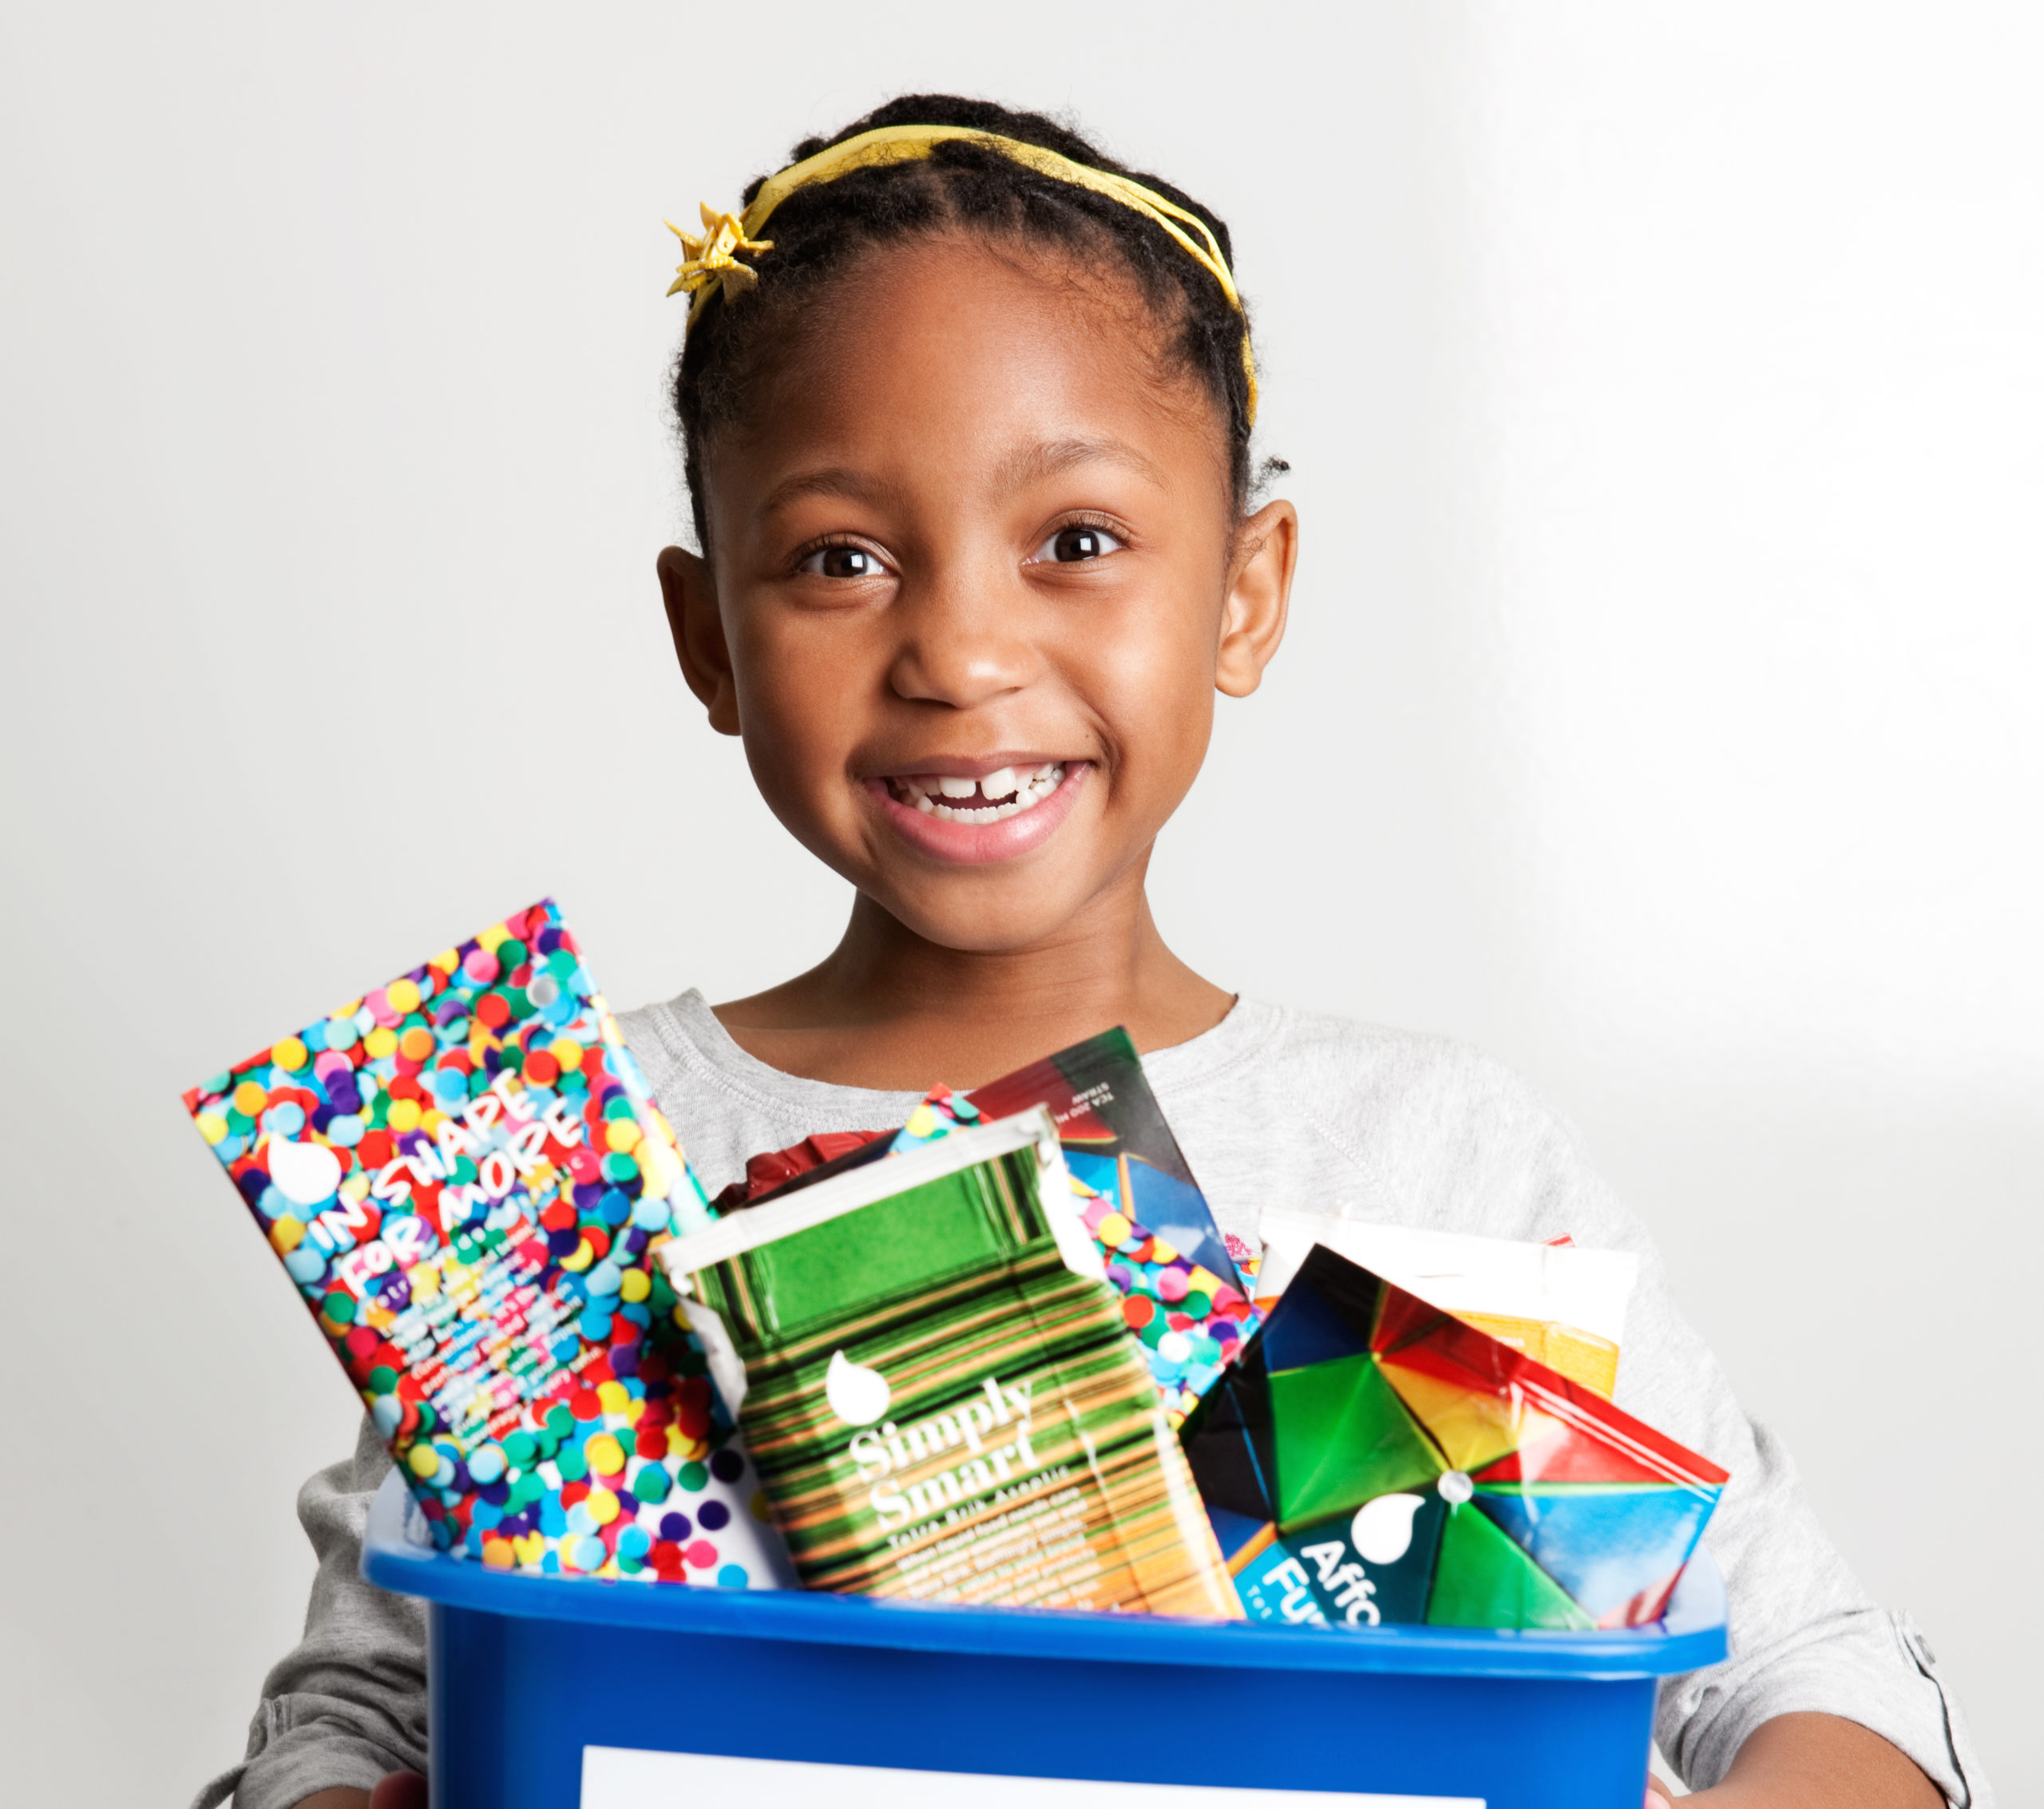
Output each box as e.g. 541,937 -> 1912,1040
367,1772 -> 428,1809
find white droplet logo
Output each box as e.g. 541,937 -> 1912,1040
824,1349 -> 891,1426
269,1137 -> 343,1209
1351,1492 -> 1425,1564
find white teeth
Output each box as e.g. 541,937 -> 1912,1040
892,762 -> 1066,824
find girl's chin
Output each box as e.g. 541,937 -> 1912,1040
862,762 -> 1091,865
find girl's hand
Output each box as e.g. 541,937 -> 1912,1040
1636,1713 -> 1943,1807
293,1773 -> 426,1809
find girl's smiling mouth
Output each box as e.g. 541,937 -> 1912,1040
862,758 -> 1091,864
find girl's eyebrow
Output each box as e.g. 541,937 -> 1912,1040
755,466 -> 903,520
994,435 -> 1167,490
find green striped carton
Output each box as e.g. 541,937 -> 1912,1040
657,1109 -> 1240,1619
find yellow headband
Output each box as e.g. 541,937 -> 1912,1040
667,124 -> 1258,424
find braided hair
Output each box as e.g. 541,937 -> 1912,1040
672,95 -> 1259,551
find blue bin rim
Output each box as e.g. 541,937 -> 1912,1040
362,1471 -> 1725,1680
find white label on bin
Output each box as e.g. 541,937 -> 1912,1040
581,1747 -> 1482,1809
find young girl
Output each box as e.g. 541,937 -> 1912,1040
200,95 -> 1986,1809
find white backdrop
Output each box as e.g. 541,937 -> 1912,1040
2,5 -> 2037,1803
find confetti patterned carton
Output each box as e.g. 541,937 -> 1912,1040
184,898 -> 794,1588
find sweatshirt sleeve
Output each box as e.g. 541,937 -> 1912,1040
1341,1035 -> 1992,1805
1204,1013 -> 1994,1806
190,1417 -> 427,1809
1618,1253 -> 1993,1805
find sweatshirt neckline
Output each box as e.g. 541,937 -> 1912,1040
644,988 -> 1284,1122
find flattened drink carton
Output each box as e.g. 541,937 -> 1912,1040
659,1108 -> 1241,1617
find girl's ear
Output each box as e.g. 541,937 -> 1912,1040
658,545 -> 742,736
1214,499 -> 1298,699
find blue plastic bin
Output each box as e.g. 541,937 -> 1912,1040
362,1471 -> 1723,1809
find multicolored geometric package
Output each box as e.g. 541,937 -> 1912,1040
662,1110 -> 1242,1618
183,898 -> 794,1588
1182,1244 -> 1726,1630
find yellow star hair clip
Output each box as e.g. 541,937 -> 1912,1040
665,203 -> 774,305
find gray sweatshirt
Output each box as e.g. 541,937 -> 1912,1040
192,993 -> 1991,1808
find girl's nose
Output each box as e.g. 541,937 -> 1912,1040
885,564 -> 1041,710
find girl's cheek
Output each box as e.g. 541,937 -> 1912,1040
735,604 -> 854,718
736,645 -> 876,825
1062,599 -> 1218,738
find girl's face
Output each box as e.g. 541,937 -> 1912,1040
662,234 -> 1296,956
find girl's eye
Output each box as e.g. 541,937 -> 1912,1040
1033,524 -> 1125,564
798,545 -> 887,579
